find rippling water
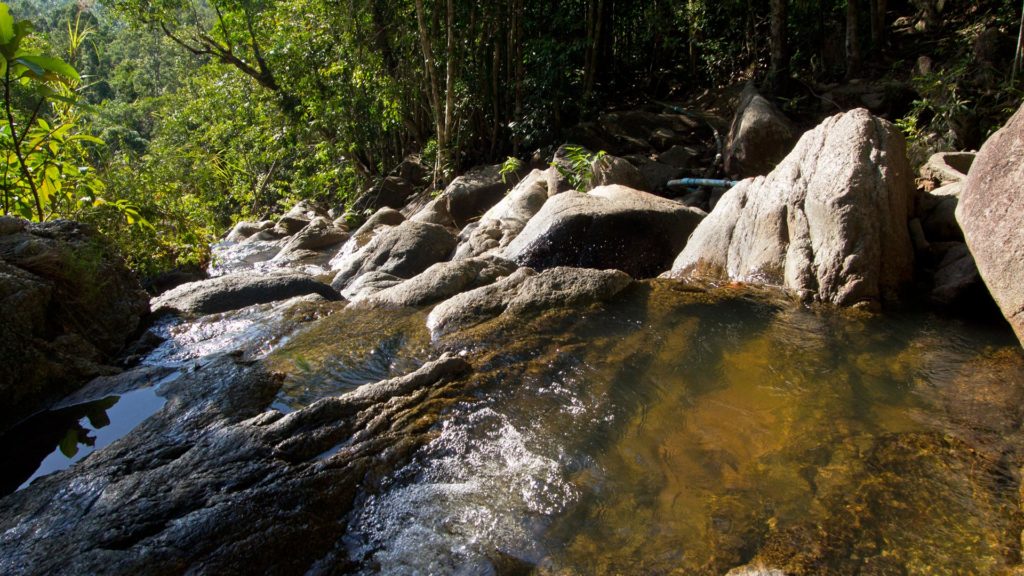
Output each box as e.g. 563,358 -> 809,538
277,282 -> 1024,575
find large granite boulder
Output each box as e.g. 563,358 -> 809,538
352,176 -> 419,214
330,220 -> 457,292
667,108 -> 915,307
426,266 -> 632,338
152,273 -> 341,316
723,84 -> 798,179
502,185 -> 706,279
273,216 -> 349,264
590,154 -> 648,191
0,219 -> 149,430
360,255 -> 517,308
273,200 -> 329,236
441,164 -> 519,229
453,168 -> 550,260
957,102 -> 1024,343
328,207 -> 406,268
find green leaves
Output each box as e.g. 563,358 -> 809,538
0,4 -> 14,47
13,54 -> 80,84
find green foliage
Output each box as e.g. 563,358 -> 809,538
499,156 -> 522,184
554,146 -> 605,193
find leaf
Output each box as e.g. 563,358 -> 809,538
0,4 -> 14,47
58,429 -> 79,458
14,54 -> 79,83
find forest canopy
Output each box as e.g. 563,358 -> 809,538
1,0 -> 1021,276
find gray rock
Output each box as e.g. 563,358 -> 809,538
627,154 -> 685,193
152,273 -> 341,315
724,84 -> 798,179
453,168 -> 550,260
590,154 -> 648,191
274,216 -> 349,262
442,164 -> 519,229
353,176 -> 418,214
274,200 -> 328,236
427,266 -> 632,337
548,144 -> 582,196
930,242 -> 984,308
362,255 -> 517,308
0,219 -> 149,431
330,220 -> 457,291
224,220 -> 273,242
919,183 -> 963,242
341,270 -> 404,300
957,102 -> 1024,344
503,185 -> 706,279
920,151 -> 975,185
667,108 -> 915,307
0,353 -> 470,574
409,196 -> 455,228
328,207 -> 406,268
208,238 -> 284,276
657,145 -> 698,170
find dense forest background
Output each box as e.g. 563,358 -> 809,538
1,0 -> 1022,276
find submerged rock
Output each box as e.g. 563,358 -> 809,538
152,272 -> 341,316
957,102 -> 1024,345
330,219 -> 457,292
503,185 -> 705,279
427,266 -> 631,337
667,108 -> 915,307
0,219 -> 149,431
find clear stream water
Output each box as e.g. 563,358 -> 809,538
5,282 -> 1024,574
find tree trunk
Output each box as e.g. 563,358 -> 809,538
413,0 -> 446,188
846,0 -> 861,79
768,0 -> 789,94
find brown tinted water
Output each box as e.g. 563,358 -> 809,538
271,282 -> 1024,575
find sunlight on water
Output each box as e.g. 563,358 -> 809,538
339,282 -> 1024,575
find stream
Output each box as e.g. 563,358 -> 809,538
5,281 -> 1024,574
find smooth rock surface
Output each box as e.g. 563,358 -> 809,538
330,220 -> 457,291
590,154 -> 648,191
328,207 -> 406,268
362,256 -> 517,308
667,108 -> 915,307
957,102 -> 1024,343
152,273 -> 341,315
427,266 -> 632,337
442,164 -> 518,229
503,185 -> 705,279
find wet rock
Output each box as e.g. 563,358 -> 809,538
362,255 -> 517,308
0,353 -> 471,575
920,151 -> 974,185
330,220 -> 457,292
208,238 -> 284,276
442,164 -> 520,229
328,207 -> 406,268
225,220 -> 274,242
590,154 -> 648,191
957,102 -> 1024,345
725,566 -> 788,576
667,109 -> 915,307
352,176 -> 418,214
427,266 -> 631,337
453,168 -> 550,260
503,185 -> 705,279
273,216 -> 349,263
152,273 -> 341,316
724,84 -> 798,179
0,219 -> 149,431
341,270 -> 404,301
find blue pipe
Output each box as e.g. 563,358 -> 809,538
666,178 -> 739,189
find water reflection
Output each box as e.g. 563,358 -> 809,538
0,386 -> 166,495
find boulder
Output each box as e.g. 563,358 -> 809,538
441,164 -> 519,229
274,217 -> 349,262
274,200 -> 328,236
502,185 -> 706,279
598,110 -> 706,154
426,266 -> 632,337
352,176 -> 418,214
328,207 -> 406,268
547,144 -> 580,196
152,273 -> 341,316
362,256 -> 517,308
667,108 -> 915,307
657,145 -> 699,170
919,183 -> 963,242
340,270 -> 404,301
409,196 -> 454,228
208,238 -> 283,277
453,169 -> 550,260
723,84 -> 798,179
225,220 -> 274,242
0,219 -> 149,430
920,151 -> 974,185
330,220 -> 457,291
930,242 -> 986,309
956,102 -> 1024,343
590,154 -> 648,191
392,153 -> 429,186
627,154 -> 685,193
